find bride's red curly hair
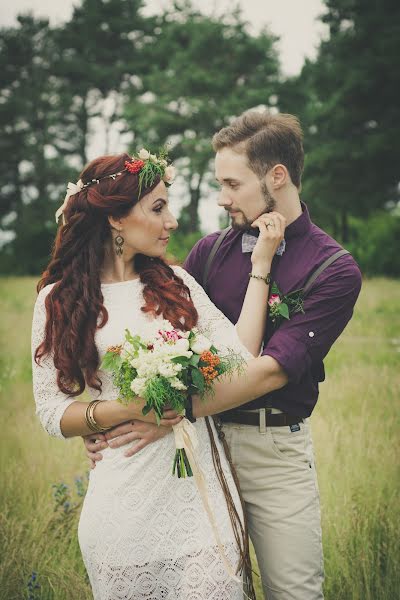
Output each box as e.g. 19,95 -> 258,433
35,153 -> 198,397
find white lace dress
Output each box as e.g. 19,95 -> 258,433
31,266 -> 253,600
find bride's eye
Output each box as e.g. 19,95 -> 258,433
153,205 -> 163,214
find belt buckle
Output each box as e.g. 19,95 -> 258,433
259,408 -> 272,434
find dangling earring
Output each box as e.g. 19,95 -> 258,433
114,231 -> 124,256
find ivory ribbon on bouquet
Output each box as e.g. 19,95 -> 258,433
172,418 -> 242,586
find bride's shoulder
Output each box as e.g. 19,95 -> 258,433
171,265 -> 198,289
35,282 -> 57,305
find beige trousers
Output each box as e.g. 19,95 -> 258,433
222,415 -> 324,600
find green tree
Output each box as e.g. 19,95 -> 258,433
0,16 -> 77,274
279,0 -> 400,241
124,1 -> 280,232
55,0 -> 151,166
0,1 -> 156,274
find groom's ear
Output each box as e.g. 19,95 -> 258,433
268,164 -> 289,190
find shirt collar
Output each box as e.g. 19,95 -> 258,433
284,201 -> 312,240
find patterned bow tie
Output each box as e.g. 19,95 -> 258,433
242,232 -> 286,256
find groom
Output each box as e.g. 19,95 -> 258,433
84,110 -> 362,599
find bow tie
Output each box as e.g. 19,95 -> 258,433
242,231 -> 286,256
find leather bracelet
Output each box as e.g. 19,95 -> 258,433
85,400 -> 108,433
185,395 -> 196,423
249,272 -> 271,284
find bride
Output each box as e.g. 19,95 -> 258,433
31,150 -> 285,600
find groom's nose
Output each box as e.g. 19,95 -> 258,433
217,188 -> 233,208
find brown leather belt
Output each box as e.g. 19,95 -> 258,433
219,408 -> 303,428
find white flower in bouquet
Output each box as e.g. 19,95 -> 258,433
138,148 -> 150,160
190,333 -> 212,355
130,350 -> 160,378
170,377 -> 187,391
158,362 -> 182,378
171,337 -> 191,353
130,377 -> 147,396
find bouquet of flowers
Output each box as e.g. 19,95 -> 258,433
100,320 -> 243,477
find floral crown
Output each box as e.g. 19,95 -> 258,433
55,148 -> 176,224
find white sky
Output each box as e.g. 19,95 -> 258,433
1,0 -> 328,232
0,0 -> 328,75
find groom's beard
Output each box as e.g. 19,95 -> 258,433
230,182 -> 276,231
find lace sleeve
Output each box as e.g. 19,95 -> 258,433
174,266 -> 253,360
31,285 -> 76,439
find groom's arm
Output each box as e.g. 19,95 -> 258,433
195,255 -> 362,416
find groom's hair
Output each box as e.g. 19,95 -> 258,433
212,110 -> 304,189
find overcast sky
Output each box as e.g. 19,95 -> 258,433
0,0 -> 328,76
1,0 -> 329,232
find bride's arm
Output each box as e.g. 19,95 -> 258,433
235,212 -> 286,355
31,287 -> 173,439
59,397 -> 156,438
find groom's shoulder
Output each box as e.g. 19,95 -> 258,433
308,222 -> 362,286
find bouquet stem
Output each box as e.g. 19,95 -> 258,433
172,448 -> 193,478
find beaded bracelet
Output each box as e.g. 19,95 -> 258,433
249,272 -> 271,285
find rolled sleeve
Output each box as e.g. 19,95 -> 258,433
263,257 -> 362,383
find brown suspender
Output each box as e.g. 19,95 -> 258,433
201,226 -> 231,293
301,249 -> 350,298
201,228 -> 350,298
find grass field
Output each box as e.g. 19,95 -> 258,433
0,276 -> 399,600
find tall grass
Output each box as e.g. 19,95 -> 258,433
0,277 -> 399,599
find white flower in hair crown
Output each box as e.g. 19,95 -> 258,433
55,147 -> 175,224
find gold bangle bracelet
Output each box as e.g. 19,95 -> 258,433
90,400 -> 108,432
85,400 -> 108,433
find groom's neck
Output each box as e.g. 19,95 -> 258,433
275,188 -> 302,226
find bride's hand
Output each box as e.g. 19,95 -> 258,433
251,212 -> 286,273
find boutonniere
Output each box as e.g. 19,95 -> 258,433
268,282 -> 305,327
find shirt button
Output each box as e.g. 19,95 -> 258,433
308,331 -> 315,338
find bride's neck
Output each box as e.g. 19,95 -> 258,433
100,243 -> 138,283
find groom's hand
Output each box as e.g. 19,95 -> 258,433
83,414 -> 182,468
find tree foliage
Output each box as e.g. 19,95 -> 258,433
279,0 -> 400,241
124,1 -> 279,231
0,0 -> 399,274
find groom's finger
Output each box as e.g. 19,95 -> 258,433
108,432 -> 141,448
104,421 -> 135,440
86,450 -> 103,462
84,438 -> 108,452
123,439 -> 148,458
159,410 -> 183,426
162,408 -> 180,419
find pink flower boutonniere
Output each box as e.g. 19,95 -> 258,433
268,282 -> 305,327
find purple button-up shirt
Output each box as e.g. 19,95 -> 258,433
184,203 -> 362,417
